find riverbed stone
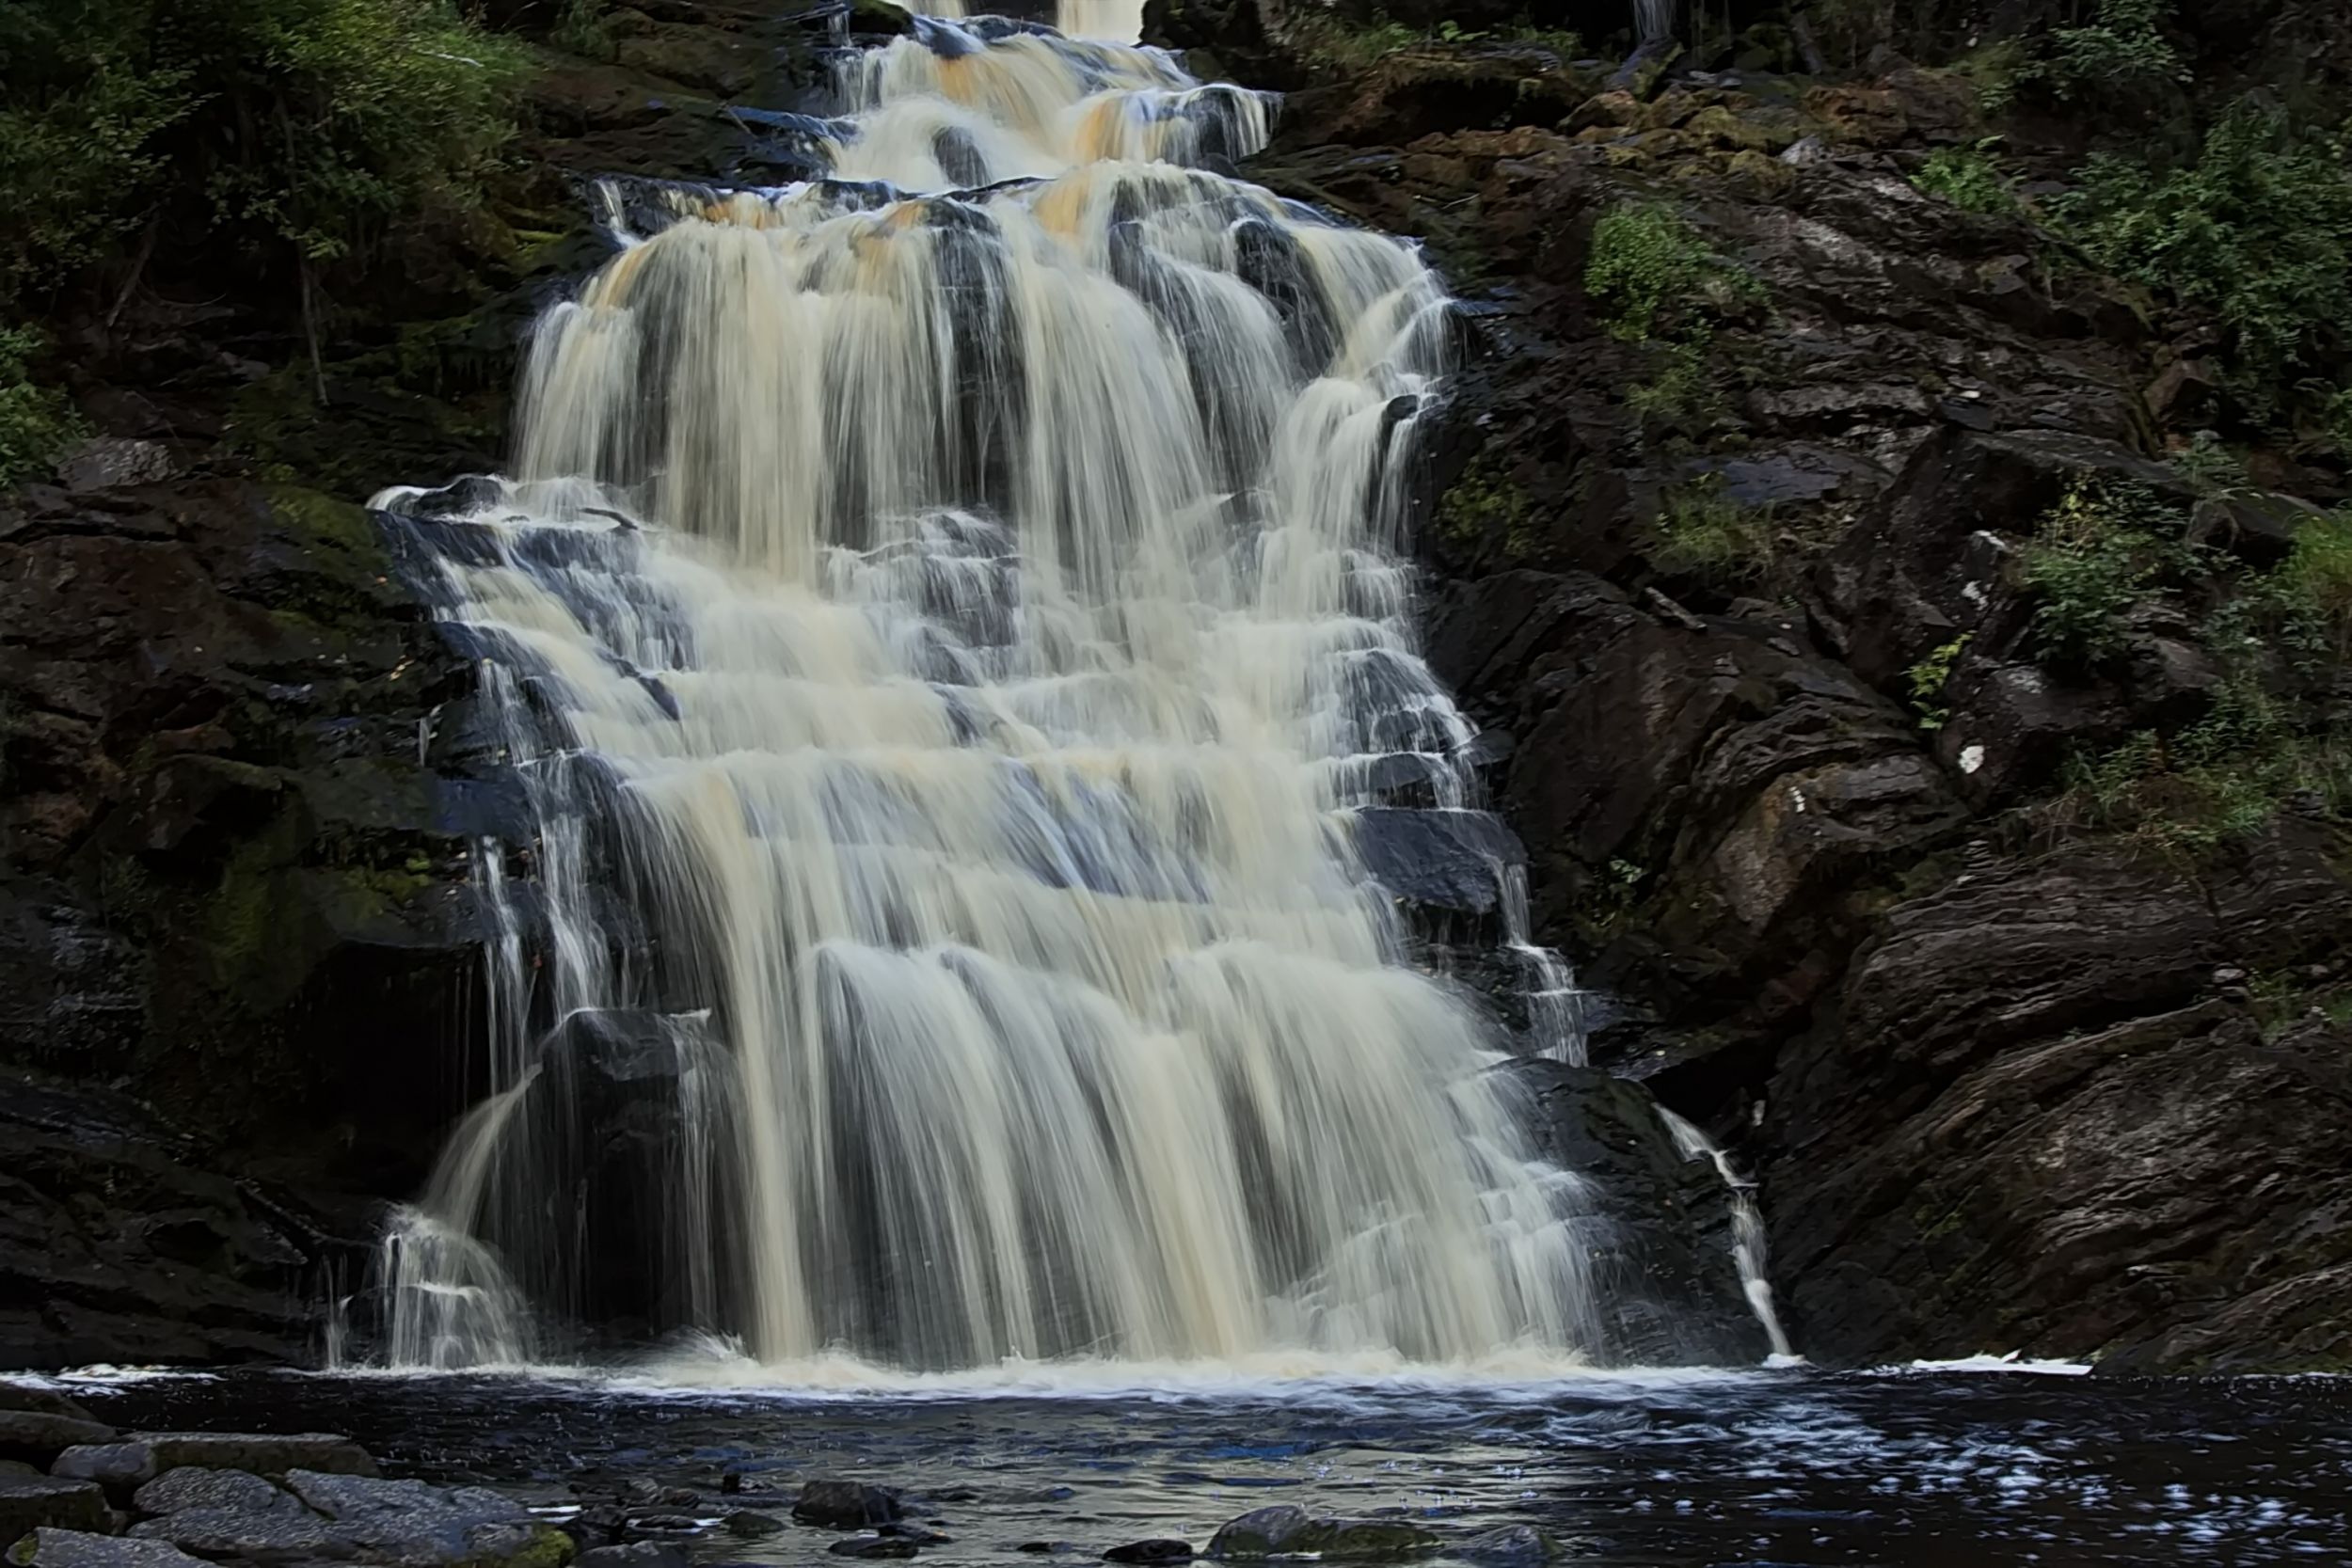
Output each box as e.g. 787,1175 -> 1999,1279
0,1477 -> 109,1547
792,1481 -> 903,1528
284,1469 -> 559,1564
0,1416 -> 118,1470
575,1545 -> 687,1568
55,1433 -> 375,1497
1456,1525 -> 1554,1565
1206,1510 -> 1438,1561
1103,1544 -> 1192,1564
828,1540 -> 918,1560
5,1528 -> 212,1568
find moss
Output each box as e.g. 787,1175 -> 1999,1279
1645,474 -> 1772,581
1435,451 -> 1538,559
477,1526 -> 579,1568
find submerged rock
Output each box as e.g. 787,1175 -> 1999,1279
575,1546 -> 687,1568
128,1465 -> 568,1568
793,1481 -> 905,1528
1205,1507 -> 1441,1560
1103,1543 -> 1193,1564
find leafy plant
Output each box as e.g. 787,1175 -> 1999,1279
2014,0 -> 2187,110
2058,103 -> 2352,447
1647,475 -> 1771,580
0,325 -> 87,487
1905,633 -> 1973,731
2018,481 -> 2191,669
1585,203 -> 1740,342
550,0 -> 616,59
2170,428 -> 2246,494
1912,140 -> 2018,217
2057,683 -> 2351,850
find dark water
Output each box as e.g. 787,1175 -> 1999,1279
61,1366 -> 2352,1566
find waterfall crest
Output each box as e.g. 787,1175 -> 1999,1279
373,10 -> 1614,1375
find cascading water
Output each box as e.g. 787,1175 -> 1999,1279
368,9 -> 1631,1376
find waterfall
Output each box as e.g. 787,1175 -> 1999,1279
1659,1108 -> 1798,1363
1635,0 -> 1680,45
371,11 -> 1621,1376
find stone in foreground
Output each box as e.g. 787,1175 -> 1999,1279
54,1433 -> 375,1496
1206,1507 -> 1443,1561
0,1416 -> 118,1472
6,1530 -> 211,1568
1103,1543 -> 1193,1564
0,1478 -> 109,1548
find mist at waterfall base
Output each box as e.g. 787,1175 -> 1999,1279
63,1366 -> 2352,1565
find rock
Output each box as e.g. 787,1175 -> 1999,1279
0,1477 -> 110,1547
1103,1544 -> 1193,1564
1764,827 -> 2352,1368
55,438 -> 180,494
723,1511 -> 784,1537
1350,807 -> 1525,918
1208,1513 -> 1441,1561
0,1388 -> 93,1422
792,1481 -> 904,1528
1457,1525 -> 1554,1565
56,1433 -> 374,1497
0,1415 -> 116,1470
1206,1506 -> 1311,1558
128,1468 -> 346,1561
829,1541 -> 918,1560
285,1468 -> 558,1567
576,1547 -> 688,1568
5,1529 -> 212,1568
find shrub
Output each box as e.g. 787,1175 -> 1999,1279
2017,481 -> 2192,669
2058,103 -> 2352,446
1905,634 -> 1972,731
1584,203 -> 1734,342
2016,0 -> 2187,110
2058,684 -> 2351,850
1646,476 -> 1771,580
1912,140 -> 2018,217
0,325 -> 87,487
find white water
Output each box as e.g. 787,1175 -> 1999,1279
368,12 -> 1638,1377
1660,1107 -> 1798,1362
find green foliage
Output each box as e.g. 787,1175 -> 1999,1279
2015,0 -> 2187,109
2058,103 -> 2352,446
549,0 -> 615,60
1586,202 -> 1758,444
0,325 -> 87,487
2017,481 -> 2193,669
1435,451 -> 1536,557
2170,428 -> 2247,494
1905,633 -> 1972,732
0,0 -> 531,300
1912,140 -> 2018,217
2269,507 -> 2352,658
1287,10 -> 1581,71
1585,203 -> 1731,342
2057,683 -> 2352,850
1647,475 -> 1772,581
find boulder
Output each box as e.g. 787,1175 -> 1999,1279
56,1433 -> 374,1497
1102,1544 -> 1192,1564
5,1530 -> 211,1568
129,1466 -> 568,1568
792,1481 -> 904,1528
0,1477 -> 109,1549
0,1415 -> 116,1471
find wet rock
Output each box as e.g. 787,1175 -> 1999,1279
1765,826 -> 2352,1368
128,1467 -> 346,1560
55,437 -> 180,495
1206,1509 -> 1440,1560
829,1540 -> 918,1560
576,1547 -> 688,1568
1206,1506 -> 1311,1558
0,1477 -> 109,1544
1350,807 -> 1524,918
722,1511 -> 784,1537
5,1529 -> 212,1568
1457,1525 -> 1554,1565
0,1414 -> 116,1469
56,1433 -> 374,1497
1103,1544 -> 1192,1564
283,1469 -> 561,1566
793,1481 -> 904,1528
